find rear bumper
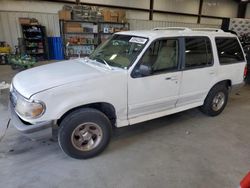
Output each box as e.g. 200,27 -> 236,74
9,103 -> 53,134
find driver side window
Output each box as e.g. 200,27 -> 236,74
138,39 -> 179,76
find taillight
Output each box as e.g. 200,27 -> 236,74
244,65 -> 248,78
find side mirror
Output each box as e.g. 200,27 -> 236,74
139,64 -> 152,76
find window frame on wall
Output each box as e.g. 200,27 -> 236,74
131,37 -> 182,78
180,36 -> 214,70
215,37 -> 245,65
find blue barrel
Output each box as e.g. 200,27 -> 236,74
48,37 -> 64,60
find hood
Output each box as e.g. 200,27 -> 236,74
13,59 -> 108,98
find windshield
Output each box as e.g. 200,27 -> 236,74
89,34 -> 148,69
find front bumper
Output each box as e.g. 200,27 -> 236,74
9,103 -> 53,134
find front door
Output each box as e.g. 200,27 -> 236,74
128,38 -> 182,120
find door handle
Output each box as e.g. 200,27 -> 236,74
165,76 -> 178,81
209,71 -> 216,75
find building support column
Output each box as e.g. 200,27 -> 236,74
149,0 -> 154,20
237,2 -> 247,18
197,0 -> 203,24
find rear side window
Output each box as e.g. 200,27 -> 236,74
215,38 -> 244,64
185,37 -> 213,68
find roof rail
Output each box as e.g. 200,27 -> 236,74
192,28 -> 224,32
153,27 -> 192,31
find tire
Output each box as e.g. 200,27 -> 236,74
200,84 -> 228,116
58,108 -> 112,159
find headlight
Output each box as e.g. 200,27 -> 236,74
10,83 -> 13,92
14,94 -> 45,119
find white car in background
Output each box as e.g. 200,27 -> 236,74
9,27 -> 247,159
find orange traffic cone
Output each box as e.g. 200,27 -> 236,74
240,172 -> 250,188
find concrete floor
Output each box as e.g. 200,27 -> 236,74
0,63 -> 250,188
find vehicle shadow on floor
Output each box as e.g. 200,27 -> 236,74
107,108 -> 205,153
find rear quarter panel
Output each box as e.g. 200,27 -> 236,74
214,36 -> 246,86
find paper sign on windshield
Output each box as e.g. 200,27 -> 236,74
129,37 -> 147,44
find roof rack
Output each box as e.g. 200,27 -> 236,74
153,27 -> 192,31
152,27 -> 225,33
192,28 -> 224,32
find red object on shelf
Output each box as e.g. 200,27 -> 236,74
240,172 -> 250,188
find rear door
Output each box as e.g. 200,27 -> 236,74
177,37 -> 216,107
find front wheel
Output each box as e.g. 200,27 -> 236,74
200,84 -> 228,116
58,108 -> 112,159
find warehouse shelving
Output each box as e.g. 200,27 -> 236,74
21,25 -> 48,60
59,20 -> 129,59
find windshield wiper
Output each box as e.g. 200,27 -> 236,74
94,57 -> 113,70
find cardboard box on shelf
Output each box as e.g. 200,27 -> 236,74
110,12 -> 119,17
110,16 -> 118,22
102,9 -> 111,22
109,27 -> 115,33
114,28 -> 121,32
30,18 -> 39,25
19,18 -> 30,25
66,22 -> 81,28
66,27 -> 83,33
118,10 -> 127,23
58,10 -> 71,20
65,22 -> 82,33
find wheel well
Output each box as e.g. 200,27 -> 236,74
203,80 -> 231,105
206,80 -> 232,98
215,80 -> 232,89
57,102 -> 117,127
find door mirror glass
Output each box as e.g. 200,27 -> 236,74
139,64 -> 152,76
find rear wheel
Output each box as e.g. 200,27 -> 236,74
58,108 -> 112,159
200,84 -> 228,116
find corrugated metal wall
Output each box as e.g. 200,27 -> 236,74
0,11 -> 220,49
154,0 -> 200,14
0,11 -> 60,48
202,0 -> 238,18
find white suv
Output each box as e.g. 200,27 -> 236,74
9,27 -> 246,159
